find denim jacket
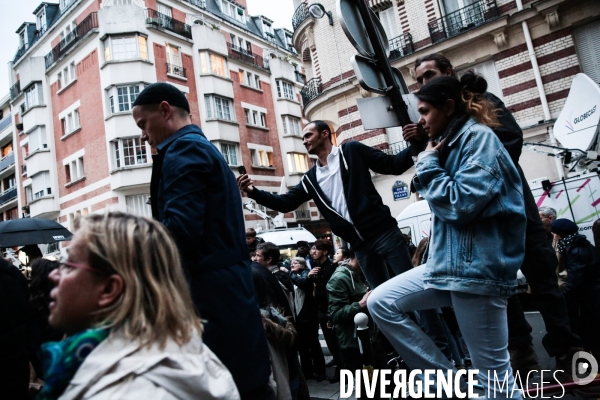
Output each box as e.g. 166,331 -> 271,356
413,118 -> 526,296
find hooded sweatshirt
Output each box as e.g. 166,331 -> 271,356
58,329 -> 239,400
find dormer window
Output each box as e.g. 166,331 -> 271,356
220,0 -> 244,22
36,8 -> 47,32
18,30 -> 27,48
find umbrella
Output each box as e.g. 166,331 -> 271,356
0,218 -> 73,247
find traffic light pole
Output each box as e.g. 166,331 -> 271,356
353,0 -> 411,127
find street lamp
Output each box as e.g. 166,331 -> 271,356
308,3 -> 333,25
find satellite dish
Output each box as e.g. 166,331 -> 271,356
553,73 -> 600,151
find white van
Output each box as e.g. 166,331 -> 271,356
257,227 -> 317,259
395,200 -> 431,246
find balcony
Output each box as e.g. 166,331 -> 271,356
292,3 -> 309,31
295,209 -> 311,220
428,0 -> 499,44
0,115 -> 12,133
294,71 -> 306,84
226,43 -> 270,72
0,153 -> 15,172
9,81 -> 21,101
383,141 -> 409,155
167,63 -> 186,78
389,33 -> 414,61
0,187 -> 17,206
300,78 -> 323,108
181,0 -> 206,8
45,12 -> 99,69
146,9 -> 192,39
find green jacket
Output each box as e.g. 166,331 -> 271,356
326,265 -> 368,350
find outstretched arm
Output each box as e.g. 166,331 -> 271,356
237,174 -> 311,213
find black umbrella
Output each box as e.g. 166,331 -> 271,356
0,218 -> 73,247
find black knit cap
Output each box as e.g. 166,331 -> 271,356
550,218 -> 578,237
132,82 -> 190,113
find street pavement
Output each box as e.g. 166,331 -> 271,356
306,311 -> 590,399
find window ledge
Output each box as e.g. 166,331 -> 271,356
25,148 -> 50,160
60,127 -> 81,141
28,195 -> 54,205
240,84 -> 263,93
206,118 -> 239,126
167,72 -> 187,81
277,98 -> 300,105
57,79 -> 77,95
289,172 -> 306,176
251,165 -> 275,170
65,176 -> 86,188
282,134 -> 303,139
100,59 -> 153,70
199,73 -> 233,82
246,124 -> 269,131
110,163 -> 152,174
105,111 -> 133,121
22,104 -> 47,116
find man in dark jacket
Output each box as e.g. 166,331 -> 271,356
237,121 -> 417,289
132,83 -> 272,400
253,242 -> 295,319
412,53 -> 582,373
551,219 -> 600,358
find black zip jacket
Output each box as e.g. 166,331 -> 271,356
249,141 -> 414,246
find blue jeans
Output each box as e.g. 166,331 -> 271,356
368,265 -> 522,399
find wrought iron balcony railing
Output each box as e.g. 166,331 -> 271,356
0,186 -> 17,206
292,3 -> 309,31
167,63 -> 186,78
389,32 -> 414,61
428,0 -> 499,44
300,78 -> 323,108
295,209 -> 311,220
226,43 -> 270,71
0,153 -> 14,172
383,141 -> 409,156
45,12 -> 99,69
181,0 -> 206,8
0,115 -> 12,133
9,81 -> 21,101
295,71 -> 307,84
146,9 -> 192,39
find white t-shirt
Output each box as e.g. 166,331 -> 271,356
316,146 -> 353,223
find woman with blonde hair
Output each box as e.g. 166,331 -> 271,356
368,73 -> 526,398
39,212 -> 239,400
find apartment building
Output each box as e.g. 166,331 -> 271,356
0,96 -> 18,221
8,0 -> 328,237
292,0 -> 600,217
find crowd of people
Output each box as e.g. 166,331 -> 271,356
0,52 -> 598,400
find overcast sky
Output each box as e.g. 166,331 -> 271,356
0,0 -> 294,97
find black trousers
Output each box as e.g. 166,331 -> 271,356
296,317 -> 326,376
506,167 -> 581,356
318,310 -> 343,365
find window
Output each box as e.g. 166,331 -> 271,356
260,113 -> 266,127
251,149 -> 273,167
61,109 -> 80,135
255,75 -> 261,89
36,8 -> 47,31
112,138 -> 148,168
58,20 -> 78,50
199,52 -> 227,76
157,2 -> 172,17
282,116 -> 301,136
574,20 -> 600,84
166,43 -> 181,67
287,152 -> 309,174
27,171 -> 51,202
378,7 -> 400,41
244,108 -> 266,128
220,143 -> 238,166
65,156 -> 85,183
107,84 -> 143,114
242,71 -> 261,89
456,60 -> 502,100
126,194 -> 151,217
25,84 -> 44,110
104,35 -> 148,62
276,80 -> 295,100
220,0 -> 242,19
205,95 -> 234,121
28,126 -> 48,153
19,30 -> 26,47
58,62 -> 76,89
1,143 -> 13,158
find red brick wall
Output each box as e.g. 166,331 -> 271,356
50,49 -> 109,198
172,7 -> 186,23
145,0 -> 157,10
230,71 -> 284,177
153,44 -> 201,127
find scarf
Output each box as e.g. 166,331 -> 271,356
557,233 -> 580,254
37,328 -> 110,400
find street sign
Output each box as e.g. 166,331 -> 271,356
352,55 -> 409,94
392,181 -> 409,201
357,94 -> 420,130
338,0 -> 389,58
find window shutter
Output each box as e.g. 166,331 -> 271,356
457,59 -> 503,100
574,20 -> 600,85
378,7 -> 399,41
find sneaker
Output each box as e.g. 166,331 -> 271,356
509,344 -> 540,371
